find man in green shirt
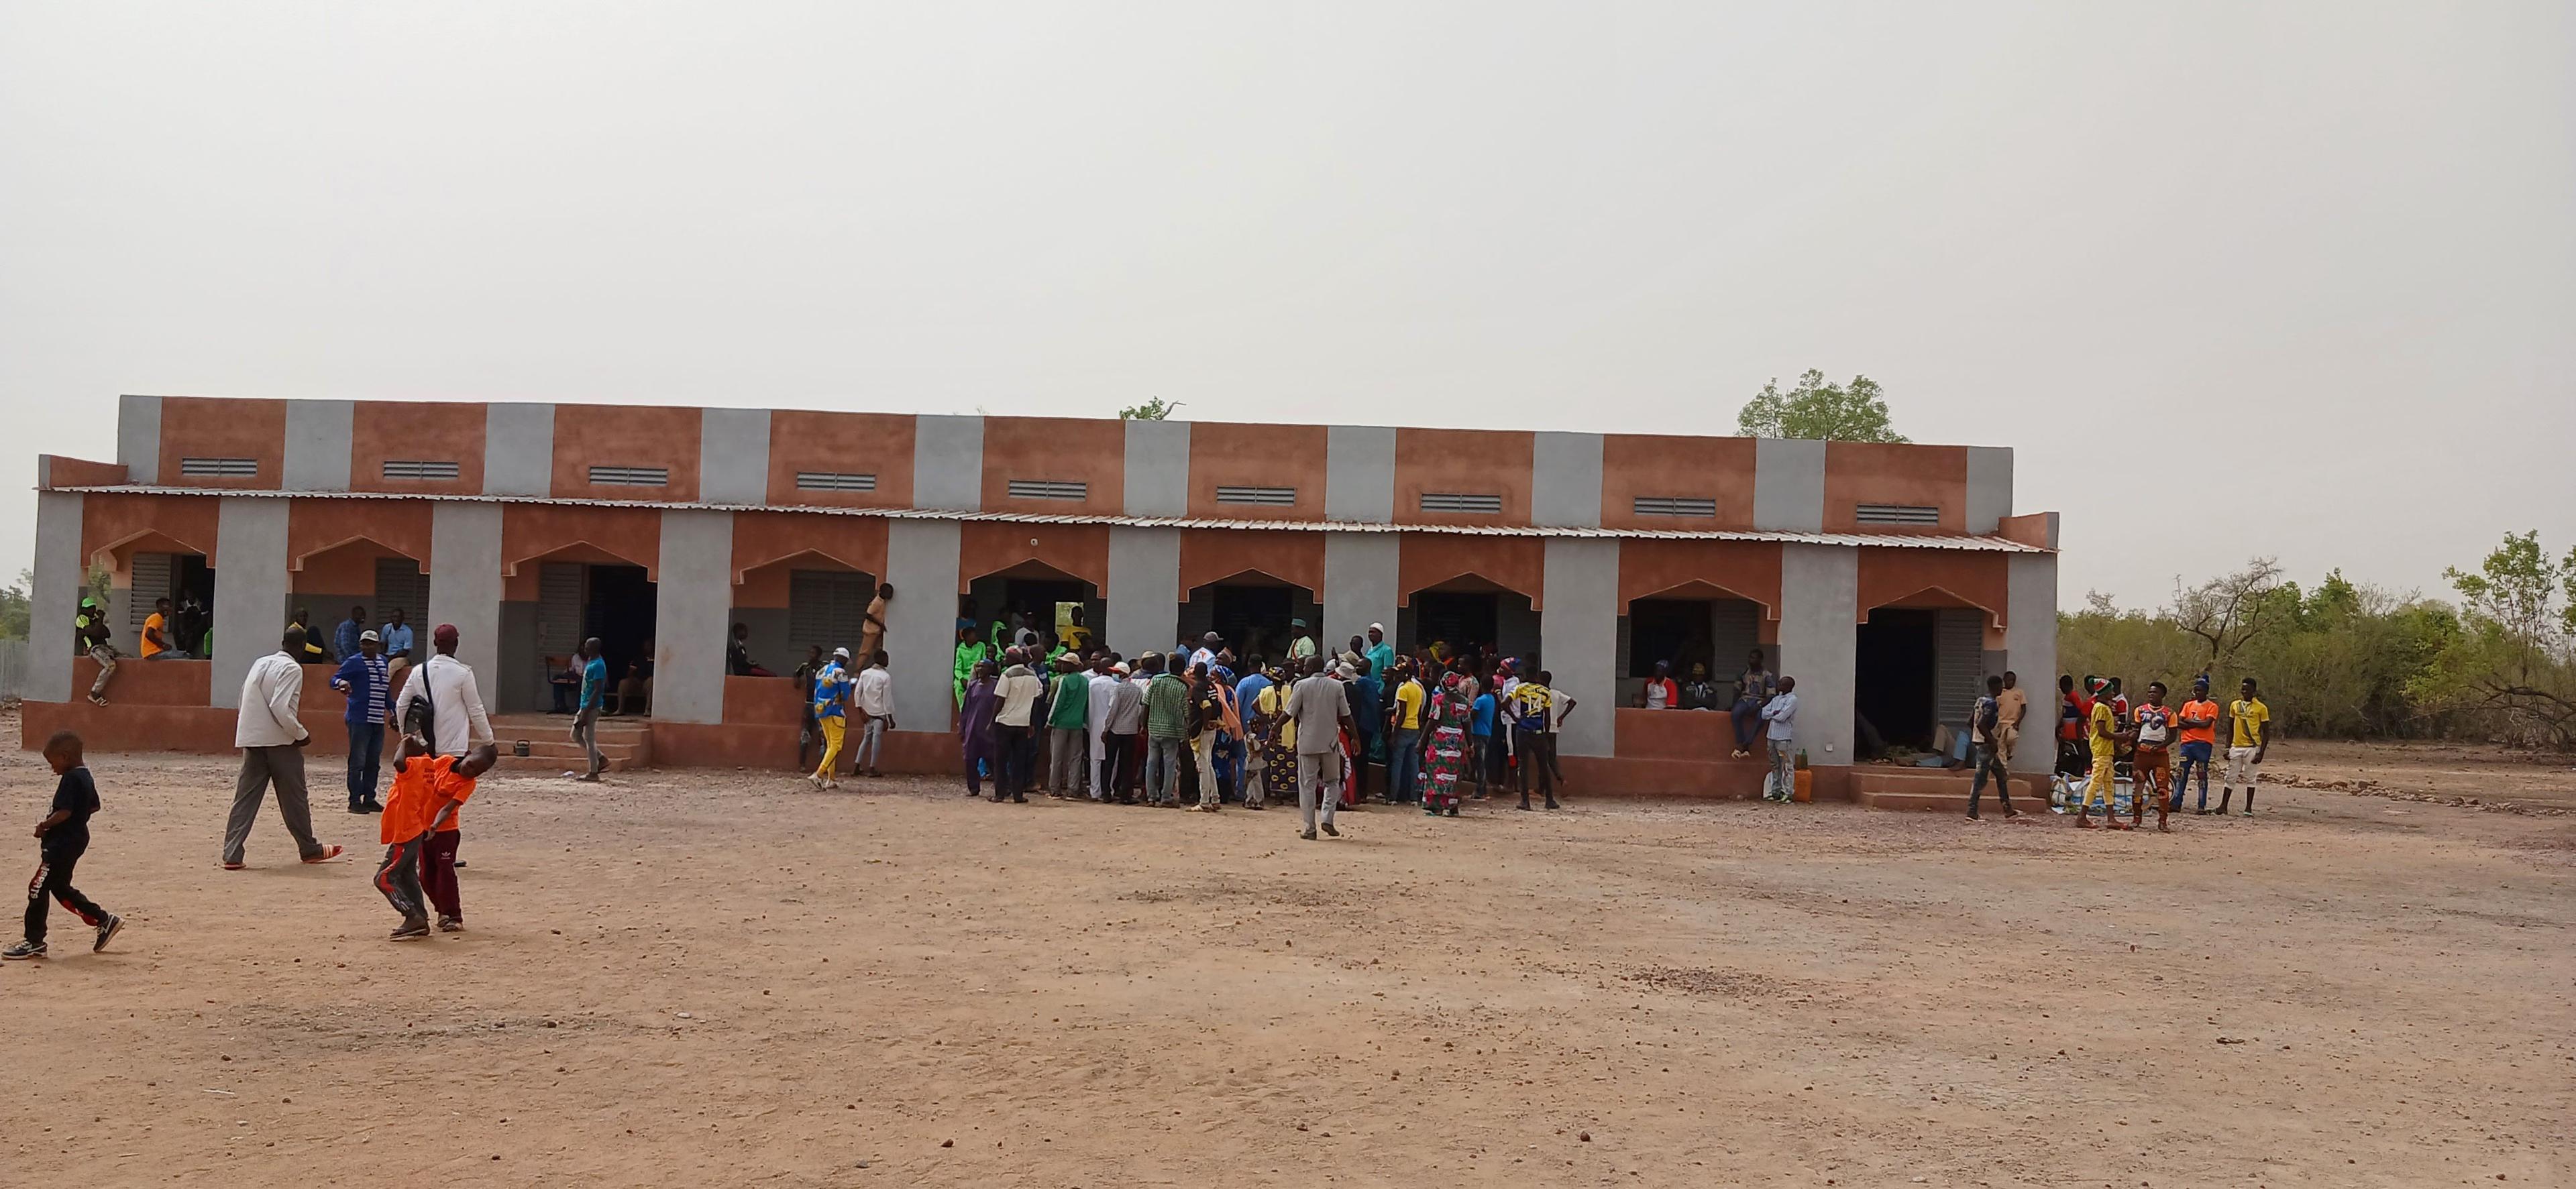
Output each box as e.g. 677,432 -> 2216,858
1141,654 -> 1191,806
952,626 -> 990,710
75,596 -> 117,705
1044,654 -> 1092,798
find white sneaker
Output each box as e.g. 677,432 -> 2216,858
807,773 -> 824,789
824,780 -> 841,791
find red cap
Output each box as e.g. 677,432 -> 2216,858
433,624 -> 460,648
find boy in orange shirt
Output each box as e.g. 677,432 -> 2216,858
376,714 -> 495,941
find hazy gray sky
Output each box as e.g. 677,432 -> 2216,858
4,3 -> 2570,608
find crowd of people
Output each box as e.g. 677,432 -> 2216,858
1957,669 -> 2275,830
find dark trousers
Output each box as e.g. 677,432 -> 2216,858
1968,744 -> 2015,816
25,844 -> 105,944
994,724 -> 1032,798
345,721 -> 384,807
375,834 -> 427,923
1350,732 -> 1377,800
1102,732 -> 1136,799
1514,727 -> 1555,799
1730,697 -> 1763,750
420,829 -> 462,919
2170,740 -> 2213,811
1387,727 -> 1423,802
1467,734 -> 1491,795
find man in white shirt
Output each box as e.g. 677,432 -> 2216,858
990,652 -> 1045,802
851,650 -> 896,779
223,626 -> 344,868
1098,660 -> 1146,803
390,624 -> 496,764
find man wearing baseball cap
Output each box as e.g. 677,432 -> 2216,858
391,624 -> 496,769
328,627 -> 394,813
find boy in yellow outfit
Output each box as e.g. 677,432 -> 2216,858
2075,677 -> 2129,830
808,648 -> 855,790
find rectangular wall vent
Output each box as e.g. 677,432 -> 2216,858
1855,503 -> 1941,526
588,465 -> 669,487
1419,492 -> 1503,514
795,471 -> 879,492
1007,479 -> 1088,500
1215,485 -> 1297,506
178,457 -> 258,477
1632,496 -> 1718,518
380,459 -> 461,481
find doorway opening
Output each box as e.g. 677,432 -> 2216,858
965,565 -> 1102,656
1181,578 -> 1321,667
1855,608 -> 1937,755
1397,581 -> 1541,671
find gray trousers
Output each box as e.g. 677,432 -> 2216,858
1144,737 -> 1186,803
87,646 -> 117,698
226,745 -> 326,864
573,707 -> 602,775
1049,726 -> 1087,794
1295,752 -> 1342,834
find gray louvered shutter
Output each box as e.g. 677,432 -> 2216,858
537,563 -> 586,657
788,570 -> 869,657
1933,608 -> 1986,728
128,553 -> 175,631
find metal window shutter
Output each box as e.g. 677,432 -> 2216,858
1933,608 -> 1986,727
537,563 -> 586,657
372,558 -> 431,629
788,570 -> 869,656
128,553 -> 175,630
1709,599 -> 1760,672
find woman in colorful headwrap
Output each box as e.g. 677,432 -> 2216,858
958,661 -> 999,797
1421,672 -> 1470,816
1249,663 -> 1297,811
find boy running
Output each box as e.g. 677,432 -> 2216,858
376,718 -> 496,941
2218,677 -> 2271,816
7,731 -> 123,960
808,648 -> 855,789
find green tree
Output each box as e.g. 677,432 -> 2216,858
2416,531 -> 2576,748
1118,398 -> 1182,420
1735,370 -> 1907,443
0,568 -> 30,640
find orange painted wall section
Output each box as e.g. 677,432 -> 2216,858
501,504 -> 663,579
73,657 -> 211,706
1178,529 -> 1325,597
1397,532 -> 1545,608
731,512 -> 888,584
288,499 -> 433,571
349,401 -> 488,494
723,675 -> 806,726
957,522 -> 1109,594
550,404 -> 701,502
1394,428 -> 1534,526
1599,435 -> 1758,530
1855,549 -> 2010,628
81,493 -> 223,578
158,396 -> 286,490
1998,512 -> 2054,549
44,456 -> 127,487
1183,422 -> 1330,521
1823,442 -> 1968,532
765,411 -> 916,508
1616,539 -> 1783,617
981,417 -> 1125,515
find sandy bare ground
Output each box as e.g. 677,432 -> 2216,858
3,724 -> 2569,1188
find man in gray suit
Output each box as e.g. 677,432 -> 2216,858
1285,657 -> 1354,841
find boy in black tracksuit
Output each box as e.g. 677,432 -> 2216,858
7,730 -> 124,960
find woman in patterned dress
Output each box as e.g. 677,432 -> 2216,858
1252,663 -> 1299,810
1422,672 -> 1469,816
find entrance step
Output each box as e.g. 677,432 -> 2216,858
487,714 -> 653,771
1853,768 -> 2038,814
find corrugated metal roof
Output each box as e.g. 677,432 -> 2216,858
41,484 -> 2052,552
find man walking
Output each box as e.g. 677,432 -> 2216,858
1966,674 -> 2017,819
1287,658 -> 1354,840
570,637 -> 607,781
853,650 -> 894,779
329,628 -> 392,813
223,626 -> 344,869
1045,653 -> 1090,797
1758,675 -> 1799,803
390,624 -> 498,774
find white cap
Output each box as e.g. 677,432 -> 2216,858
833,646 -> 851,659
1368,622 -> 1385,634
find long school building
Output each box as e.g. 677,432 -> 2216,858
25,396 -> 2059,799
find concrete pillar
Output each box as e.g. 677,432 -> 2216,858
484,404 -> 556,497
912,416 -> 984,512
283,400 -> 356,491
1106,526 -> 1181,656
1966,446 -> 2014,534
1325,425 -> 1395,523
118,394 -> 163,485
1531,432 -> 1603,529
28,492 -> 85,703
700,408 -> 771,505
427,503 -> 504,688
1753,438 -> 1827,532
1122,419 -> 1191,516
211,498 -> 290,709
1775,543 -> 1858,767
653,510 -> 735,724
1541,537 -> 1618,757
883,518 -> 962,727
2006,547 -> 2060,776
1322,534 -> 1399,661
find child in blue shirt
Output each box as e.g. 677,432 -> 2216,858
1468,689 -> 1498,798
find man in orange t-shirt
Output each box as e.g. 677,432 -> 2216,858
2169,675 -> 2222,814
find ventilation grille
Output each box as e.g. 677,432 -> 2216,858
1855,503 -> 1941,526
1215,485 -> 1297,506
1633,496 -> 1717,518
1007,479 -> 1088,501
795,471 -> 878,492
380,459 -> 461,481
588,465 -> 669,487
178,457 -> 258,477
1419,492 -> 1503,514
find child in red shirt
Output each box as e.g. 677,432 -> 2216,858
376,718 -> 494,942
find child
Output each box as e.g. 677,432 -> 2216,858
7,730 -> 123,960
419,736 -> 493,933
377,715 -> 495,941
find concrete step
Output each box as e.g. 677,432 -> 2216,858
1854,788 -> 2035,814
1853,768 -> 2039,814
508,739 -> 649,762
490,753 -> 635,775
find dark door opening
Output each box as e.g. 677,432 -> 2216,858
173,555 -> 214,657
1626,598 -> 1716,679
584,565 -> 658,708
1410,591 -> 1497,656
1855,608 -> 1937,754
967,575 -> 1099,654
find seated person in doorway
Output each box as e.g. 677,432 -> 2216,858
1635,660 -> 1680,710
333,606 -> 368,664
141,598 -> 186,660
288,608 -> 333,664
548,653 -> 582,714
611,642 -> 655,716
727,622 -> 774,677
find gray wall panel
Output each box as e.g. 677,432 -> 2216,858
1531,432 -> 1604,528
118,395 -> 162,485
1122,419 -> 1191,516
483,404 -> 557,497
1325,425 -> 1396,523
427,502 -> 505,695
282,400 -> 355,491
699,408 -> 773,505
2005,552 -> 2059,775
912,415 -> 985,512
1966,445 -> 2014,534
1322,533 -> 1399,657
653,510 -> 735,724
1542,538 -> 1619,756
1775,543 -> 1858,765
1752,437 -> 1827,532
1106,526 -> 1181,656
211,498 -> 291,710
883,518 -> 962,726
30,492 -> 84,702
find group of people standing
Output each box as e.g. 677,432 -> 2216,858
1960,669 -> 2275,829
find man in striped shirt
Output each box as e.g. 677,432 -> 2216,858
330,630 -> 393,814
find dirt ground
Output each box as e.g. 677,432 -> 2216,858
3,720 -> 2569,1188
